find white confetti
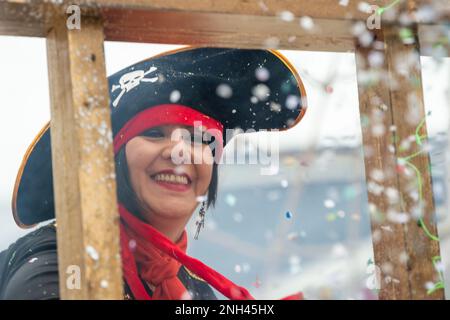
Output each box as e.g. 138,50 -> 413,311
270,101 -> 282,112
169,90 -> 181,103
357,1 -> 372,13
181,290 -> 193,300
263,37 -> 280,48
387,211 -> 410,224
196,195 -> 207,203
368,51 -> 385,68
225,194 -> 237,207
285,95 -> 300,110
370,169 -> 385,182
332,243 -> 349,258
280,179 -> 289,188
299,16 -> 314,30
255,67 -> 270,81
86,245 -> 99,261
324,199 -> 335,209
216,83 -> 233,99
252,84 -> 270,101
129,239 -> 137,250
278,10 -> 295,22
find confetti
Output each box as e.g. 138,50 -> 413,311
196,195 -> 207,203
28,257 -> 38,264
278,10 -> 295,22
129,239 -> 137,250
169,90 -> 181,103
324,199 -> 335,209
216,83 -> 233,99
357,2 -> 372,14
285,95 -> 300,110
299,16 -> 314,30
252,83 -> 270,101
263,37 -> 280,48
225,194 -> 237,207
337,210 -> 346,218
331,243 -> 349,258
86,245 -> 99,261
255,67 -> 270,81
326,213 -> 337,222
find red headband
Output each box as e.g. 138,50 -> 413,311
113,104 -> 224,158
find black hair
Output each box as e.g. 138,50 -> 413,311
114,146 -> 218,218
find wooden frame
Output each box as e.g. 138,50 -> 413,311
0,0 -> 448,299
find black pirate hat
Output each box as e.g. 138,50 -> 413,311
12,47 -> 307,228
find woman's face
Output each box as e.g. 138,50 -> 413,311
125,124 -> 214,223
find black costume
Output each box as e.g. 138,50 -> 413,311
0,223 -> 217,300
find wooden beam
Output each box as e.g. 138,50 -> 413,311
0,1 -> 50,37
46,10 -> 123,299
1,1 -> 448,55
102,9 -> 355,52
355,25 -> 444,299
90,0 -> 450,21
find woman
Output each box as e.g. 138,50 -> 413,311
0,47 -> 307,300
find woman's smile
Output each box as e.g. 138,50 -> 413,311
150,169 -> 192,192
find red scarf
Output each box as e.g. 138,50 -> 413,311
119,203 -> 303,300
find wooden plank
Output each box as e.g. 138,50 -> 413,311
91,0 -> 450,21
46,10 -> 123,299
0,1 -> 448,56
355,25 -> 444,299
0,1 -> 49,37
102,9 -> 355,52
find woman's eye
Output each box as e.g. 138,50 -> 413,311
142,128 -> 165,139
190,134 -> 210,145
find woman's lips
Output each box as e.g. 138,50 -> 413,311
150,171 -> 192,192
152,179 -> 191,192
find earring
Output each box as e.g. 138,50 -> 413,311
194,201 -> 207,240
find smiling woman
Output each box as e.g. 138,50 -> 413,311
0,47 -> 306,300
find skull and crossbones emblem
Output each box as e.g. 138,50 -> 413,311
111,66 -> 159,107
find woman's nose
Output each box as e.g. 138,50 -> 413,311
161,136 -> 192,164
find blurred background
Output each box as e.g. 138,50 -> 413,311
0,37 -> 448,299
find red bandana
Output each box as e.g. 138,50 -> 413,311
120,207 -> 189,300
113,104 -> 224,157
119,204 -> 303,300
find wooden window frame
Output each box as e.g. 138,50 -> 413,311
0,0 -> 448,299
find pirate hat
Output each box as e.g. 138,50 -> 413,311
12,47 -> 307,228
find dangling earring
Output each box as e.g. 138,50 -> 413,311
194,201 -> 207,240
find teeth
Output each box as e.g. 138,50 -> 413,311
153,173 -> 189,185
